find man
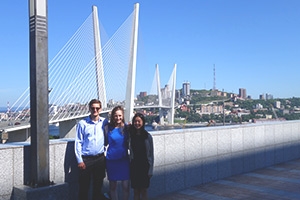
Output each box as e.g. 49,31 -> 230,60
75,99 -> 108,200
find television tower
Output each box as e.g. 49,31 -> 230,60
213,64 -> 216,91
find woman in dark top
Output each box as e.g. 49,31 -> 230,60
129,113 -> 154,200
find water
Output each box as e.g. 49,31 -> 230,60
0,107 -> 29,113
49,124 -> 59,136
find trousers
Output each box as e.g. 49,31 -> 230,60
78,154 -> 106,200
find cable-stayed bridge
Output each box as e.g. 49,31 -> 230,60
1,4 -> 177,139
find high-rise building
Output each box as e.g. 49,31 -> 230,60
239,88 -> 247,99
182,82 -> 190,97
139,92 -> 147,97
275,101 -> 281,109
175,89 -> 181,99
259,94 -> 265,100
161,84 -> 171,99
266,93 -> 273,100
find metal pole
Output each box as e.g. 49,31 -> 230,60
29,0 -> 50,187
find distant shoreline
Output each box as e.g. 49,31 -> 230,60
0,107 -> 29,113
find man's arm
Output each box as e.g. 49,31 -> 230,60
75,122 -> 85,169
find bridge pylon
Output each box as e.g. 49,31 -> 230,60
155,64 -> 177,125
92,6 -> 107,108
125,3 -> 139,123
167,64 -> 177,125
155,64 -> 165,125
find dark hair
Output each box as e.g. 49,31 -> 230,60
89,99 -> 102,108
131,113 -> 146,129
110,106 -> 125,126
130,113 -> 148,139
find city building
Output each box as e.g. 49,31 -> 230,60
198,104 -> 223,114
221,91 -> 227,97
0,112 -> 8,121
161,84 -> 171,99
259,94 -> 265,100
175,89 -> 181,99
266,93 -> 274,100
255,103 -> 263,109
139,91 -> 147,97
275,101 -> 281,109
239,88 -> 247,99
137,91 -> 147,101
182,82 -> 190,97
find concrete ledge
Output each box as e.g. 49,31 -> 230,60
1,120 -> 299,199
13,182 -> 68,200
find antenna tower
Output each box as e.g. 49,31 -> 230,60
6,102 -> 10,114
213,64 -> 216,91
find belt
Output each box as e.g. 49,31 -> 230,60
82,153 -> 104,158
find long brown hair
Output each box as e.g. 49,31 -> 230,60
109,105 -> 125,127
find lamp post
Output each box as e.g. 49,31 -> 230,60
29,0 -> 50,187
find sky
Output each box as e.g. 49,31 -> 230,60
1,0 -> 300,107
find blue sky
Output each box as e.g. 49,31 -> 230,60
1,0 -> 300,107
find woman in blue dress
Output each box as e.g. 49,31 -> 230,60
105,106 -> 130,200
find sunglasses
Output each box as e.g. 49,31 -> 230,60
90,107 -> 101,111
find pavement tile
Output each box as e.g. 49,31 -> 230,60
152,159 -> 300,200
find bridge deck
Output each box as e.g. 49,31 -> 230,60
153,158 -> 300,200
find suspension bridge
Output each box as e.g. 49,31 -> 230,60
0,4 -> 177,141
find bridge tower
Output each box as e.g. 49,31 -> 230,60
167,64 -> 177,125
125,3 -> 139,123
92,6 -> 107,108
154,64 -> 177,125
155,64 -> 165,124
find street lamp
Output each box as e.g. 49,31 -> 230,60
29,0 -> 50,187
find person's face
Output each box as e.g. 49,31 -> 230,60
113,110 -> 123,125
89,103 -> 101,116
134,116 -> 143,129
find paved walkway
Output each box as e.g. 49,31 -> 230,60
153,158 -> 300,200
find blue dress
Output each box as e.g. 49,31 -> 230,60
106,126 -> 130,181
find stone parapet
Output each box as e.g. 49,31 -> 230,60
0,120 -> 299,199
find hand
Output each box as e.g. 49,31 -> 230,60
78,162 -> 86,170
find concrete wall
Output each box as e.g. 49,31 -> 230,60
0,120 -> 300,199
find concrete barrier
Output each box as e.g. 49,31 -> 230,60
0,120 -> 299,199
